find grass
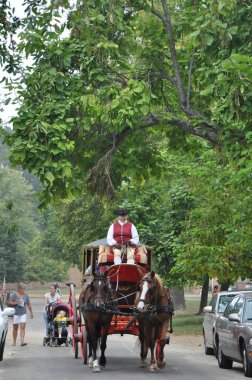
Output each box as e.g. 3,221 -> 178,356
172,297 -> 204,336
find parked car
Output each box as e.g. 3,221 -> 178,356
0,298 -> 15,361
215,292 -> 252,377
203,291 -> 251,355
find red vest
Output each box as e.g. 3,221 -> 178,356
113,221 -> 132,244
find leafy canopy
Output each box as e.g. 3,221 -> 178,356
0,0 -> 251,205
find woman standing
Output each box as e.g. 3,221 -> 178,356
8,284 -> 33,346
43,285 -> 61,337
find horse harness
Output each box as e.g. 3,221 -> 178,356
138,277 -> 174,316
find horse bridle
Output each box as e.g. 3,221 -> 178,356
88,276 -> 111,304
139,277 -> 158,307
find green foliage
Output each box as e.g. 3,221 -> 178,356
111,146 -> 252,286
0,139 -> 71,283
0,0 -> 251,205
171,151 -> 252,285
32,192 -> 110,269
0,0 -> 251,289
25,236 -> 68,283
0,168 -> 37,281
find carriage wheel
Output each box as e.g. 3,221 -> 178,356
80,325 -> 88,364
69,283 -> 79,358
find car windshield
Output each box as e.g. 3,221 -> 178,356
218,294 -> 237,313
244,299 -> 252,321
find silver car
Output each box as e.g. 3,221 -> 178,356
215,292 -> 252,377
0,298 -> 15,361
203,291 -> 249,355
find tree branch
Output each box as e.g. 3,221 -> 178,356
88,136 -> 116,198
139,114 -> 218,144
187,48 -> 195,107
150,1 -> 217,137
151,1 -> 187,108
135,70 -> 176,86
108,114 -> 219,147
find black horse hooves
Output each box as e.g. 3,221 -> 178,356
99,357 -> 107,367
157,361 -> 166,369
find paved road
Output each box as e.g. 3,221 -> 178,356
0,298 -> 244,380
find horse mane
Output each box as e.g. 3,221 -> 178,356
153,273 -> 163,294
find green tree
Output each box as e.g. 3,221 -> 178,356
0,0 -> 251,205
32,191 -> 111,269
0,168 -> 37,281
171,151 -> 252,287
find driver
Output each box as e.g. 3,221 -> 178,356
107,208 -> 139,265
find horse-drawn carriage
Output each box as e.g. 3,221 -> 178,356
67,238 -> 173,372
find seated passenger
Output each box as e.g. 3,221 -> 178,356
107,208 -> 139,265
54,310 -> 68,337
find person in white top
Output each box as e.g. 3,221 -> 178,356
43,285 -> 61,337
107,208 -> 139,265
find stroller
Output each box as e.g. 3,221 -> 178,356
43,301 -> 71,347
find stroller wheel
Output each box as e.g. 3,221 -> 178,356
49,340 -> 53,347
43,337 -> 46,346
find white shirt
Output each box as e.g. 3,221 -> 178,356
44,292 -> 60,306
107,220 -> 139,246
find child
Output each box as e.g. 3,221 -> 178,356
54,310 -> 68,338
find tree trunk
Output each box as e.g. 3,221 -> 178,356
170,286 -> 185,310
198,275 -> 209,314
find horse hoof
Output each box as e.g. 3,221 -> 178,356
149,364 -> 158,373
149,367 -> 158,373
140,359 -> 147,368
93,366 -> 101,373
157,361 -> 166,369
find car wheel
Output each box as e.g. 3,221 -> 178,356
0,337 -> 6,361
213,341 -> 218,358
217,343 -> 233,369
203,332 -> 214,355
242,342 -> 252,377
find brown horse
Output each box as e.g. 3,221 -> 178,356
134,271 -> 174,372
79,273 -> 114,372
